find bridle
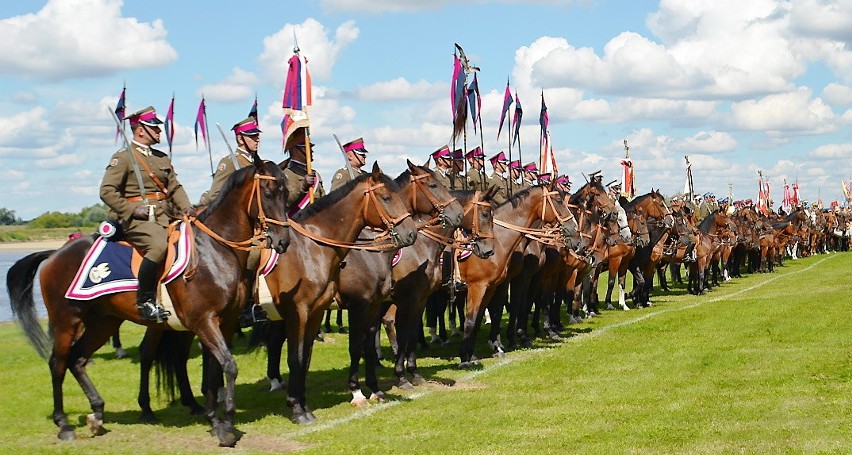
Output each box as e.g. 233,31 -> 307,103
420,190 -> 494,249
287,179 -> 412,250
493,188 -> 575,245
191,173 -> 289,251
409,172 -> 457,227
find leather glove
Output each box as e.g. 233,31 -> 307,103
301,172 -> 316,192
182,206 -> 197,218
131,205 -> 150,221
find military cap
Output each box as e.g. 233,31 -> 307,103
232,117 -> 261,135
343,137 -> 368,155
128,106 -> 163,127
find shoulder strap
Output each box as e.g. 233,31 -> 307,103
132,150 -> 169,195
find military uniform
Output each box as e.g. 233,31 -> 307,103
432,167 -> 455,190
284,159 -> 325,210
489,172 -> 509,205
199,149 -> 254,206
467,169 -> 489,192
330,166 -> 366,192
100,141 -> 192,263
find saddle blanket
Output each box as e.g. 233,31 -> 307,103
65,222 -> 191,300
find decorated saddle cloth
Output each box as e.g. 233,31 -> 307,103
65,222 -> 191,300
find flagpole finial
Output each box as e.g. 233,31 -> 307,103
293,29 -> 300,54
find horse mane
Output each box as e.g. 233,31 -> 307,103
568,181 -> 606,205
697,212 -> 717,233
200,166 -> 256,222
394,166 -> 435,186
450,189 -> 476,206
505,187 -> 537,209
294,172 -> 401,221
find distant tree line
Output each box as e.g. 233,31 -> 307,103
0,204 -> 109,228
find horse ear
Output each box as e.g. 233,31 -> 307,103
251,152 -> 264,171
484,184 -> 498,201
371,161 -> 382,179
407,159 -> 420,174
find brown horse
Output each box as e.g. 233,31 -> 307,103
262,162 -> 417,424
623,190 -> 676,307
7,158 -> 290,446
386,188 -> 496,390
457,185 -> 579,367
601,206 -> 650,310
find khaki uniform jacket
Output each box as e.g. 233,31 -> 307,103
467,169 -> 489,192
432,167 -> 455,190
284,160 -> 325,210
489,172 -> 509,205
330,166 -> 366,192
198,149 -> 254,206
100,143 -> 192,227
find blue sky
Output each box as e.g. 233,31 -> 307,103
1,0 -> 851,219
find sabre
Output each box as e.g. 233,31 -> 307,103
216,123 -> 240,168
332,133 -> 356,180
108,106 -> 155,222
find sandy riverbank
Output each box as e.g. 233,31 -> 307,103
0,240 -> 66,253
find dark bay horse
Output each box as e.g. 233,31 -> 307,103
262,163 -> 417,424
457,186 -> 579,367
308,163 -> 467,405
624,190 -> 675,307
387,188 -> 496,390
7,159 -> 290,446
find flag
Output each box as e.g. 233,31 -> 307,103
842,180 -> 851,201
683,161 -> 693,197
512,92 -> 523,146
466,73 -> 481,133
165,94 -> 175,156
194,97 -> 208,151
621,158 -> 635,198
281,52 -> 312,150
114,84 -> 126,143
497,79 -> 513,140
792,182 -> 799,206
782,182 -> 792,212
248,95 -> 258,123
450,51 -> 467,140
539,91 -> 549,147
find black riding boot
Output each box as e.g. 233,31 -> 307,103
136,257 -> 170,322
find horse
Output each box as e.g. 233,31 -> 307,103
7,158 -> 290,446
623,190 -> 675,307
600,206 -> 650,310
457,185 -> 579,367
307,163 -> 468,404
261,162 -> 417,424
385,187 -> 496,390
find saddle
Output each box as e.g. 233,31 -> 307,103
65,221 -> 191,301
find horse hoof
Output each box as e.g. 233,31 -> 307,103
86,413 -> 105,436
291,413 -> 314,425
370,391 -> 387,402
398,380 -> 414,391
351,397 -> 369,407
212,422 -> 238,447
411,375 -> 426,386
459,361 -> 471,370
57,426 -> 76,441
606,304 -> 615,310
268,378 -> 285,392
115,347 -> 128,359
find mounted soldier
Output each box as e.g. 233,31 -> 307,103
283,126 -> 325,213
522,162 -> 539,189
430,145 -> 453,189
199,116 -> 262,206
451,149 -> 466,188
509,159 -> 524,191
331,137 -> 368,192
99,106 -> 194,322
554,175 -> 572,197
488,151 -> 510,205
465,146 -> 488,191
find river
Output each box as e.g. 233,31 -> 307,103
1,249 -> 51,322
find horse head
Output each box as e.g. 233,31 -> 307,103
403,160 -> 464,228
363,162 -> 418,248
457,186 -> 496,259
543,183 -> 580,248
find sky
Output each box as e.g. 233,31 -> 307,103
1,0 -> 851,219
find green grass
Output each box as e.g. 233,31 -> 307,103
1,253 -> 850,454
0,226 -> 85,242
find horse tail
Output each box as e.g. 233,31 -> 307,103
148,330 -> 194,403
7,250 -> 56,360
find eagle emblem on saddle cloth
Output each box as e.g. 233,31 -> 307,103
88,263 -> 112,284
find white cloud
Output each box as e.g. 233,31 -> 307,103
354,78 -> 444,101
319,0 -> 576,13
198,68 -> 260,103
259,18 -> 359,86
0,0 -> 177,81
822,83 -> 852,105
669,130 -> 737,154
808,142 -> 852,159
788,0 -> 852,44
729,87 -> 836,133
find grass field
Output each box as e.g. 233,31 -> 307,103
1,252 -> 849,454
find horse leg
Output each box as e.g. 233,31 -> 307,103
196,321 -> 240,447
67,317 -> 122,438
657,263 -> 669,292
138,329 -> 204,423
346,298 -> 369,407
488,283 -> 508,355
112,324 -> 128,359
381,303 -> 398,358
138,328 -> 162,423
362,318 -> 386,401
458,283 -> 489,367
285,308 -> 324,425
604,266 -> 617,310
265,320 -> 287,392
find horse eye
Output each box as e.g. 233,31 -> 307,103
382,195 -> 392,202
428,183 -> 438,189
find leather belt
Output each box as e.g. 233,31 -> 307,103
126,192 -> 169,202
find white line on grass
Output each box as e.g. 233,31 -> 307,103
287,254 -> 836,438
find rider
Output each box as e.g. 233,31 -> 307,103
451,149 -> 466,188
330,137 -> 368,192
522,162 -> 539,188
554,175 -> 572,197
487,151 -> 510,205
430,145 -> 453,189
508,160 -> 524,192
283,126 -> 325,212
465,147 -> 488,192
100,106 -> 194,322
199,116 -> 261,206
606,180 -> 632,241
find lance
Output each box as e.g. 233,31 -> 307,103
684,155 -> 693,201
108,106 -> 153,221
332,133 -> 356,180
216,123 -> 240,168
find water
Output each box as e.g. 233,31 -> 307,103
1,250 -> 48,322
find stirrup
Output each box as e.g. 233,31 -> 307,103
137,300 -> 170,323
